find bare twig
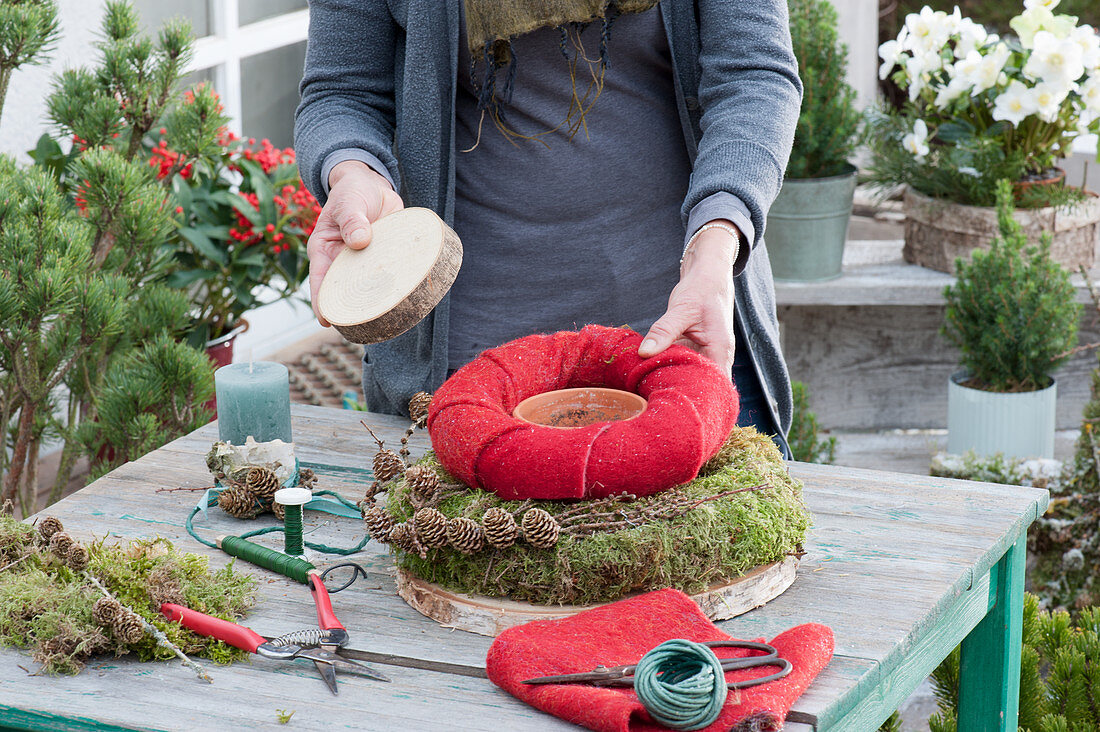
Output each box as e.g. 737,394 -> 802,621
84,574 -> 212,684
154,486 -> 212,494
0,552 -> 32,573
359,421 -> 386,450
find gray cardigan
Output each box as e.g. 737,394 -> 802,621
294,0 -> 802,446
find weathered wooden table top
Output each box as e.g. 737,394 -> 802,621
0,405 -> 1049,731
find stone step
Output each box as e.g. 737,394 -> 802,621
827,428 -> 1080,476
776,239 -> 1100,431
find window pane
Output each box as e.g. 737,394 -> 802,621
134,0 -> 211,38
239,0 -> 306,26
241,42 -> 306,148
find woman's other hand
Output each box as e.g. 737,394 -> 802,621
307,160 -> 404,326
639,222 -> 738,376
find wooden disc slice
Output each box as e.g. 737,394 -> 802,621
318,207 -> 462,344
395,556 -> 798,636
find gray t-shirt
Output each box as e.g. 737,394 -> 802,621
448,8 -> 689,369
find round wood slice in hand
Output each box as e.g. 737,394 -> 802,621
318,207 -> 463,344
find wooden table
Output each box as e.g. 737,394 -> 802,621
0,405 -> 1048,731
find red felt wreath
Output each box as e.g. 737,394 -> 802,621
426,325 -> 739,500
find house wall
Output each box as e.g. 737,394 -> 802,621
0,1 -> 108,161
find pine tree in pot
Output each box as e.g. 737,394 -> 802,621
942,180 -> 1079,460
765,0 -> 862,282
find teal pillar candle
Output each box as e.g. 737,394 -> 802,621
215,362 -> 293,444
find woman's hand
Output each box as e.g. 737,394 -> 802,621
307,160 -> 405,326
639,222 -> 739,376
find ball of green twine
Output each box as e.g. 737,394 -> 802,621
633,639 -> 728,731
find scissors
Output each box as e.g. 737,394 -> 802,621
522,640 -> 791,690
161,570 -> 390,694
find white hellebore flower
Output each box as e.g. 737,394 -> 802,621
1081,74 -> 1100,113
992,80 -> 1039,125
906,7 -> 952,53
935,76 -> 970,109
879,37 -> 907,81
1070,25 -> 1100,71
954,18 -> 989,59
902,119 -> 931,162
1032,80 -> 1072,122
1011,7 -> 1077,48
1024,0 -> 1061,10
971,43 -> 1012,93
1024,30 -> 1085,85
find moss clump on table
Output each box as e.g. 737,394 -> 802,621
0,515 -> 255,674
385,426 -> 810,606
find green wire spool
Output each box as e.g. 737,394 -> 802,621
217,535 -> 315,584
274,487 -> 312,556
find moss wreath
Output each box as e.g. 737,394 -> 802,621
426,325 -> 739,500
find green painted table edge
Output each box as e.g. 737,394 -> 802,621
813,496 -> 1044,731
0,705 -> 160,732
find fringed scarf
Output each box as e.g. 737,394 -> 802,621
464,0 -> 659,143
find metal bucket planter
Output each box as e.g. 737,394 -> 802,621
765,164 -> 857,282
903,187 -> 1100,274
946,371 -> 1056,459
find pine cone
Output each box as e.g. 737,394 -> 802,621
146,567 -> 185,607
414,508 -> 449,549
482,508 -> 519,549
298,468 -> 318,490
37,516 -> 64,541
408,391 -> 433,427
363,504 -> 395,542
244,467 -> 280,501
446,517 -> 484,554
92,597 -> 122,628
65,543 -> 90,572
112,608 -> 146,645
373,449 -> 405,483
405,465 -> 441,503
49,531 -> 74,557
387,522 -> 420,553
521,508 -> 561,549
272,501 -> 286,522
218,485 -> 261,519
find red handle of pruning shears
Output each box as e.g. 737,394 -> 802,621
308,571 -> 345,631
160,603 -> 266,653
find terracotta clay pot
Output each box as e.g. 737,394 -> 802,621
1012,167 -> 1066,201
204,319 -> 250,369
513,388 -> 647,429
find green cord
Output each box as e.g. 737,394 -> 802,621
633,639 -> 728,730
185,464 -> 370,558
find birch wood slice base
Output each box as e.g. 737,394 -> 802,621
317,207 -> 462,344
395,556 -> 799,636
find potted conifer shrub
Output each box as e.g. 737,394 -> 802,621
765,0 -> 862,282
942,180 -> 1079,460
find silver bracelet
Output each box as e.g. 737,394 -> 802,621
681,222 -> 741,267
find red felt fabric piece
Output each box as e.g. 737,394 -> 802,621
486,589 -> 834,732
427,325 -> 739,500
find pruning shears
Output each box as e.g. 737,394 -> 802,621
161,570 -> 389,694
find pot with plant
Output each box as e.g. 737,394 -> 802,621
764,0 -> 862,282
150,89 -> 320,361
872,0 -> 1100,274
942,180 -> 1080,460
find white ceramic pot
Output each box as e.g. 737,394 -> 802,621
946,371 -> 1056,459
